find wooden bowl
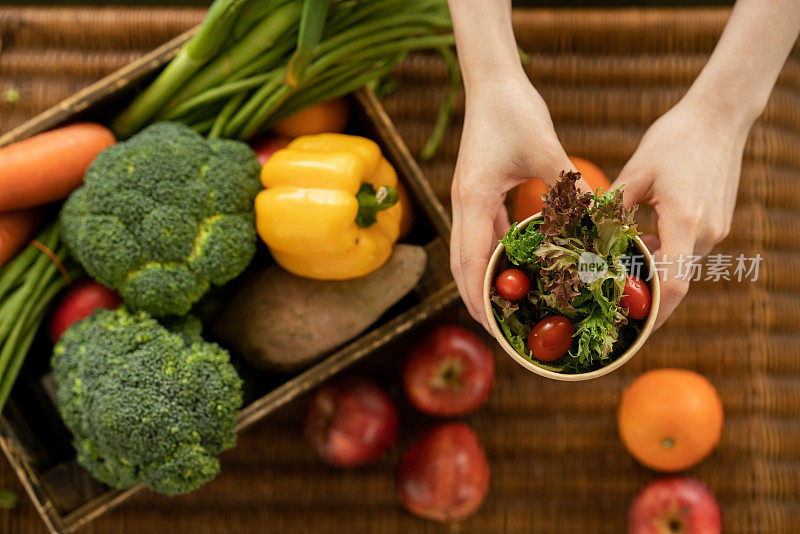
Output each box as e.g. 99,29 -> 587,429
483,213 -> 660,381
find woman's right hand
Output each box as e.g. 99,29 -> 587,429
450,72 -> 588,329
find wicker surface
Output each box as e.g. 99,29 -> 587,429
1,6 -> 799,534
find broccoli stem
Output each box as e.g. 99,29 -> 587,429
355,183 -> 399,228
111,0 -> 253,138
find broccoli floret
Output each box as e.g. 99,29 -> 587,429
51,308 -> 242,496
60,122 -> 261,316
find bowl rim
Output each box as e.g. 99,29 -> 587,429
483,212 -> 661,381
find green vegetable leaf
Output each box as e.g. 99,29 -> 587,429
534,241 -> 582,310
490,289 -> 519,319
500,222 -> 545,267
492,308 -> 531,358
573,306 -> 619,367
590,187 -> 638,258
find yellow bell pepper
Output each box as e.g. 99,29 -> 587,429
255,133 -> 404,280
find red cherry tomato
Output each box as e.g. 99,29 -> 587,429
49,280 -> 122,342
494,268 -> 530,302
527,316 -> 574,362
621,275 -> 652,320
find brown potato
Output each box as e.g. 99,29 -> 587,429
213,244 -> 427,371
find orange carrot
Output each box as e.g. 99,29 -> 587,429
0,208 -> 46,268
0,123 -> 115,212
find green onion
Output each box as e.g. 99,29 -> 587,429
0,223 -> 82,414
111,0 -> 254,137
113,0 -> 460,159
420,46 -> 460,160
285,0 -> 330,87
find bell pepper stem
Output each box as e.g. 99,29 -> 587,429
356,183 -> 399,227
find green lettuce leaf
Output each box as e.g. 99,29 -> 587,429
490,289 -> 519,319
500,221 -> 545,267
590,187 -> 638,258
573,306 -> 619,367
492,308 -> 532,358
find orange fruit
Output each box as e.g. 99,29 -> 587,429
618,369 -> 724,472
273,98 -> 350,138
511,156 -> 611,222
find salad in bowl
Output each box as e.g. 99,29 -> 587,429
483,171 -> 660,380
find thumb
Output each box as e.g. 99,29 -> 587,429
538,149 -> 593,195
613,159 -> 651,209
650,216 -> 696,330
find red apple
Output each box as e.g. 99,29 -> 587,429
49,279 -> 122,342
629,477 -> 722,534
397,422 -> 490,522
402,325 -> 494,416
305,376 -> 398,467
250,136 -> 290,166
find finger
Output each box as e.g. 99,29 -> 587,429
450,191 -> 499,330
493,204 -> 511,240
459,205 -> 498,330
650,215 -> 697,330
613,158 -> 652,209
532,145 -> 594,194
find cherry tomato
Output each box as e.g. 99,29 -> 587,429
621,275 -> 652,320
494,268 -> 530,302
527,316 -> 574,362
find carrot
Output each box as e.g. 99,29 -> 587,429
0,123 -> 115,212
0,208 -> 45,268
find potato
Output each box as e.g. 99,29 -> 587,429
213,244 -> 427,371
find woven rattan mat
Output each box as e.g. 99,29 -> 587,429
1,7 -> 798,534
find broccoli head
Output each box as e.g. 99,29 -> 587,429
51,308 -> 243,496
60,122 -> 261,316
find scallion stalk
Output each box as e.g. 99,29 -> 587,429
112,0 -> 254,138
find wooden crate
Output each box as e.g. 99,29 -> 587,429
0,25 -> 458,534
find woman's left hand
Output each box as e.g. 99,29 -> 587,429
613,94 -> 752,329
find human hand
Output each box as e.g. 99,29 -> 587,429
614,95 -> 751,329
450,73 -> 589,329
